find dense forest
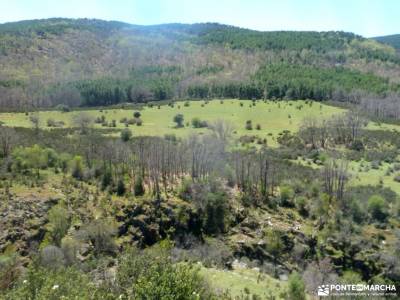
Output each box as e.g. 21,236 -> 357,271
1,18 -> 400,110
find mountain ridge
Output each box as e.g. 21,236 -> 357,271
374,34 -> 400,50
0,18 -> 399,110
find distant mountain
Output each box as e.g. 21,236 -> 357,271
374,34 -> 400,50
0,18 -> 399,110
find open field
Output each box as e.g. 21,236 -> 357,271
2,99 -> 399,194
201,265 -> 286,299
0,99 -> 347,146
295,157 -> 400,195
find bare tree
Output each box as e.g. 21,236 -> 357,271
209,119 -> 234,148
322,159 -> 349,202
299,117 -> 319,149
29,114 -> 40,133
73,113 -> 92,134
303,258 -> 338,294
0,126 -> 16,158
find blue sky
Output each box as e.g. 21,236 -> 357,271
0,0 -> 399,37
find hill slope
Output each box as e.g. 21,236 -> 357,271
0,18 -> 400,110
374,34 -> 400,50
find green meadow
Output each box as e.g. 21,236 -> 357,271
296,157 -> 400,195
0,100 -> 345,146
200,266 -> 286,299
1,99 -> 399,194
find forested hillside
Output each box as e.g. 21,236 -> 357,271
0,18 -> 400,110
374,34 -> 400,50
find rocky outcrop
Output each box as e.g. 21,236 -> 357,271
0,193 -> 60,255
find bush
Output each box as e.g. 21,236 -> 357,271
256,124 -> 261,130
117,246 -> 209,299
4,266 -> 98,299
295,196 -> 308,217
245,120 -> 253,130
84,219 -> 116,256
367,195 -> 388,222
191,117 -> 208,128
46,118 -> 56,127
394,174 -> 400,182
120,128 -> 132,142
94,115 -> 106,124
48,205 -> 70,246
56,104 -> 71,112
40,246 -> 65,269
134,176 -> 145,196
349,139 -> 364,151
164,133 -> 178,142
135,118 -> 143,126
133,111 -> 141,118
71,156 -> 84,180
101,169 -> 113,190
116,179 -> 126,196
134,262 -> 204,299
287,272 -> 306,300
0,255 -> 21,291
173,114 -> 184,127
280,185 -> 294,207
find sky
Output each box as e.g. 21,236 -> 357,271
0,0 -> 399,37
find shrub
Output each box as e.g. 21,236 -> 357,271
71,156 -> 84,180
287,272 -> 306,300
84,219 -> 117,256
134,176 -> 145,196
101,168 -> 113,190
256,124 -> 261,130
120,128 -> 132,142
204,192 -> 228,235
133,111 -> 141,118
40,246 -> 65,269
394,174 -> 400,182
173,114 -> 184,127
164,133 -> 177,142
295,196 -> 308,217
56,104 -> 71,112
280,185 -> 294,207
117,246 -> 208,299
0,255 -> 21,291
48,205 -> 70,246
191,117 -> 208,128
245,120 -> 253,130
46,118 -> 56,127
94,115 -> 106,124
135,118 -> 143,126
134,262 -> 204,299
4,266 -> 97,299
349,139 -> 364,151
367,195 -> 388,222
116,179 -> 126,196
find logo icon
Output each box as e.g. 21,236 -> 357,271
318,285 -> 330,296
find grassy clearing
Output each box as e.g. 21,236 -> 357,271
348,160 -> 400,195
0,100 -> 345,146
295,157 -> 400,195
200,266 -> 286,299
